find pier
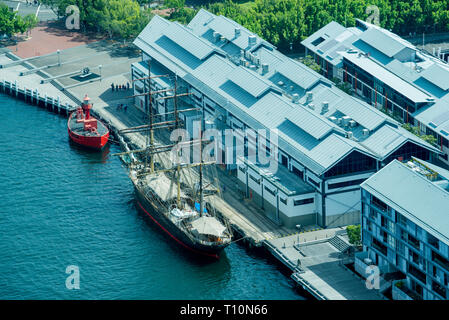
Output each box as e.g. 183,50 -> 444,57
264,228 -> 384,300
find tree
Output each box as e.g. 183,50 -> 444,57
346,225 -> 361,246
0,3 -> 27,37
23,14 -> 39,36
299,55 -> 321,73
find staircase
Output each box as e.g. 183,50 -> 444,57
329,235 -> 351,252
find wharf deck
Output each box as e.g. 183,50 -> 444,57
264,230 -> 384,300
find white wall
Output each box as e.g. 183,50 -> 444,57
325,189 -> 361,216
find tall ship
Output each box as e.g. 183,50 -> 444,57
116,72 -> 232,259
68,95 -> 109,149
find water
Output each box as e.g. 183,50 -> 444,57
0,95 -> 304,300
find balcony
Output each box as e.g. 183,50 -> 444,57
392,280 -> 419,300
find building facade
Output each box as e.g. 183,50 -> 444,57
131,10 -> 440,229
360,158 -> 449,300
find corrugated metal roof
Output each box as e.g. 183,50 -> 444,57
134,11 -> 440,176
420,64 -> 449,91
165,23 -> 221,60
227,67 -> 273,98
275,59 -> 324,91
359,28 -> 406,58
361,160 -> 449,244
341,51 -> 431,103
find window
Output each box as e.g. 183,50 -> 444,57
372,195 -> 388,212
324,151 -> 376,178
308,177 -> 320,188
311,37 -> 325,46
264,186 -> 276,196
292,166 -> 304,179
294,198 -> 314,206
428,232 -> 439,249
280,197 -> 287,205
432,281 -> 446,298
327,178 -> 366,189
249,174 -> 260,184
238,166 -> 246,174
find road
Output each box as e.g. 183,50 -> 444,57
1,0 -> 58,21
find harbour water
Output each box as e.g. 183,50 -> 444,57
0,94 -> 304,300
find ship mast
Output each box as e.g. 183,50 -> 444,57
173,75 -> 181,208
199,119 -> 204,216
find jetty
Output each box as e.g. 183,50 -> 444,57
264,228 -> 384,300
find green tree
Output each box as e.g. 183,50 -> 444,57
346,225 -> 361,246
0,3 -> 27,37
23,14 -> 39,36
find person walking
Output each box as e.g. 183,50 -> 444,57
126,82 -> 130,90
111,83 -> 114,92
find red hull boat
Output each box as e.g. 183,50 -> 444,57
67,95 -> 109,150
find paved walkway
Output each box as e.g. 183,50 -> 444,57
265,229 -> 384,300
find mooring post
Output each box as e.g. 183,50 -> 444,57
57,96 -> 61,113
14,80 -> 18,96
44,94 -> 47,108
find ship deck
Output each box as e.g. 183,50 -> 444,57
69,114 -> 108,137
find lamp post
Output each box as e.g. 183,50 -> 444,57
99,64 -> 102,81
57,49 -> 60,66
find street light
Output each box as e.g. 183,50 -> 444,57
57,49 -> 60,66
99,65 -> 102,81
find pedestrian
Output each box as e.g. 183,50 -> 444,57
119,84 -> 122,90
123,84 -> 126,91
127,82 -> 130,90
124,104 -> 128,112
115,84 -> 118,91
111,83 -> 114,92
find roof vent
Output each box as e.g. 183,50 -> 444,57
308,103 -> 315,110
278,81 -> 284,87
328,116 -> 337,123
342,115 -> 351,126
292,93 -> 300,103
346,131 -> 353,139
362,128 -> 370,136
220,35 -> 226,42
306,91 -> 313,104
235,28 -> 241,37
349,120 -> 358,127
261,63 -> 269,74
321,101 -> 329,114
213,31 -> 220,42
248,35 -> 257,47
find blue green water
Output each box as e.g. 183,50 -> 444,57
0,94 -> 303,300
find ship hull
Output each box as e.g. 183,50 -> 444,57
67,112 -> 109,150
133,184 -> 229,259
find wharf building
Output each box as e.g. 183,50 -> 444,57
131,9 -> 439,229
360,158 -> 449,300
302,19 -> 449,166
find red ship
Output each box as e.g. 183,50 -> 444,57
68,94 -> 109,149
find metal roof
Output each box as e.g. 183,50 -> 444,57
341,51 -> 432,103
134,10 -> 440,176
361,160 -> 449,245
227,67 -> 274,98
420,63 -> 449,91
359,28 -> 406,58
